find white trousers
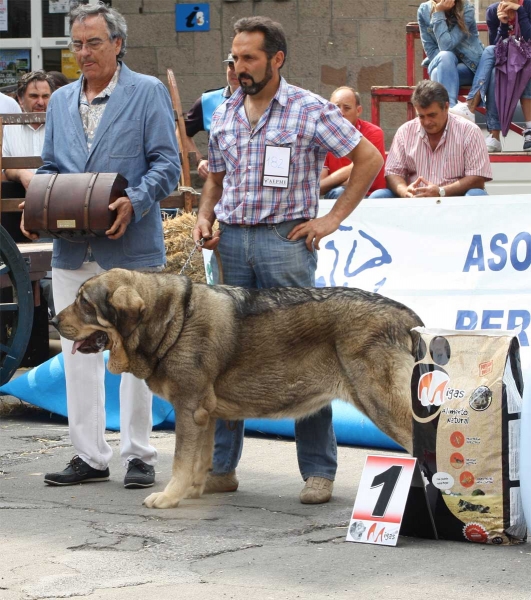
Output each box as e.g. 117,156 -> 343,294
52,263 -> 157,471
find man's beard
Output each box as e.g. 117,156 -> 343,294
239,61 -> 273,95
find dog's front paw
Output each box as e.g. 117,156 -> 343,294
143,492 -> 180,509
184,484 -> 204,499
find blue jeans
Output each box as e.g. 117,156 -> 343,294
212,219 -> 338,481
369,187 -> 488,198
324,186 -> 345,200
465,46 -> 501,131
428,51 -> 475,107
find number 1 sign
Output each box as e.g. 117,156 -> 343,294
347,455 -> 419,546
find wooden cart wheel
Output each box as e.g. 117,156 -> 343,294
0,224 -> 33,385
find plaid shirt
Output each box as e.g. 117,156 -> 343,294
208,77 -> 362,225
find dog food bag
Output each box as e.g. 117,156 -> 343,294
411,328 -> 526,544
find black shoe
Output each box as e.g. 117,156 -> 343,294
124,458 -> 155,489
44,456 -> 110,486
524,129 -> 531,151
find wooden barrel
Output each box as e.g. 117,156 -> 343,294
24,172 -> 127,239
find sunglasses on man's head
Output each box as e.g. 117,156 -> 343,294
19,71 -> 52,83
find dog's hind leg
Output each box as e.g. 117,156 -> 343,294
341,347 -> 414,454
143,405 -> 211,509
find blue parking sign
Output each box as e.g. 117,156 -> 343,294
175,3 -> 210,32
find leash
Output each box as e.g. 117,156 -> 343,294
179,237 -> 205,275
177,185 -> 201,196
179,236 -> 224,284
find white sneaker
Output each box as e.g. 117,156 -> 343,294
449,101 -> 475,123
485,134 -> 502,153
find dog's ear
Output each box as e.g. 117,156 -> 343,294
108,285 -> 145,338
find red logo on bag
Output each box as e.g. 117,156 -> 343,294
463,522 -> 488,543
366,523 -> 385,542
418,370 -> 450,406
460,471 -> 475,488
479,360 -> 493,377
450,431 -> 465,448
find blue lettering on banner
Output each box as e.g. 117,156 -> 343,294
463,233 -> 531,272
316,229 -> 392,291
455,309 -> 530,346
344,231 -> 392,277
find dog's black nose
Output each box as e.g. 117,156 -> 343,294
50,316 -> 59,330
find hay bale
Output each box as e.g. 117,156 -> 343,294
162,211 -> 217,283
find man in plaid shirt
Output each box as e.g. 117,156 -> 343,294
194,16 -> 383,504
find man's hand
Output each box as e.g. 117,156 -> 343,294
18,201 -> 39,241
106,196 -> 134,240
405,176 -> 423,198
198,159 -> 209,180
4,169 -> 34,190
287,213 -> 341,251
192,215 -> 221,251
19,170 -> 34,190
434,0 -> 455,12
408,176 -> 440,197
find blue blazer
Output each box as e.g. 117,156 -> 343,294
38,62 -> 181,270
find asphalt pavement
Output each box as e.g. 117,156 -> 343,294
1,394 -> 531,600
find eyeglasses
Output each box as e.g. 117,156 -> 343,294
68,37 -> 110,53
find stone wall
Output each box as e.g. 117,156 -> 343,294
111,0 -> 433,151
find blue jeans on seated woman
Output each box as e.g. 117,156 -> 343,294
369,187 -> 488,198
211,219 -> 338,482
428,50 -> 475,107
465,45 -> 502,131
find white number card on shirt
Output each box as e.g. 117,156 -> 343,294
262,145 -> 291,189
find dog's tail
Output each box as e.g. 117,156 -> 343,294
406,308 -> 425,360
409,326 -> 423,361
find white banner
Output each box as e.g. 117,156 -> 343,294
316,195 -> 531,405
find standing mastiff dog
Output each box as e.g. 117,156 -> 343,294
53,268 -> 423,509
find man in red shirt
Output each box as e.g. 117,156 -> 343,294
320,87 -> 386,199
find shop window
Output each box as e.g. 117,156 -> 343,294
0,0 -> 31,39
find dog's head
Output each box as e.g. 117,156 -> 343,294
53,269 -> 147,374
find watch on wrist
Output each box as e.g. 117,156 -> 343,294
438,186 -> 446,197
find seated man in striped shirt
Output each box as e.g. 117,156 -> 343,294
369,80 -> 492,199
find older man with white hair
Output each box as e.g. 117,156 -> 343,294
20,1 -> 181,490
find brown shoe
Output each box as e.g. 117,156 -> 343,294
299,476 -> 334,504
203,470 -> 239,494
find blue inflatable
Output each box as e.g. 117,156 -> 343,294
0,352 -> 175,431
0,353 -> 403,450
